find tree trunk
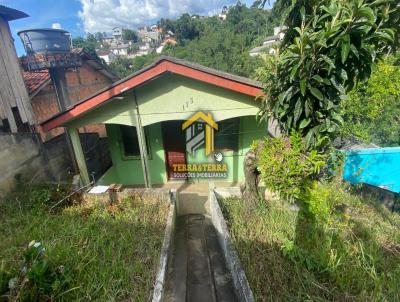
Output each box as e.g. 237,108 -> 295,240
241,149 -> 260,207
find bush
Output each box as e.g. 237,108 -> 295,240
255,132 -> 326,202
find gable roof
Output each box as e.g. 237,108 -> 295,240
40,56 -> 263,132
22,48 -> 119,97
0,5 -> 28,21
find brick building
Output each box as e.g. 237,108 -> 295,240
23,48 -> 119,141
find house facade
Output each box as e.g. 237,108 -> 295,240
41,57 -> 276,187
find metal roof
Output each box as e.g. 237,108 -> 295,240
0,5 -> 28,21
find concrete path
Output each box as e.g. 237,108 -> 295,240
164,214 -> 237,302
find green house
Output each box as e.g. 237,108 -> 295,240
41,57 -> 277,187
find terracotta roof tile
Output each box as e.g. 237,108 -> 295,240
23,70 -> 50,95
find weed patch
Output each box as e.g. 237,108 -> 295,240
0,185 -> 169,301
220,183 -> 400,301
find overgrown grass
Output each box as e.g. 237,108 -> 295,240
220,183 -> 400,301
0,184 -> 170,301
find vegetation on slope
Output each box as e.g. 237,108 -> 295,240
342,54 -> 400,146
0,185 -> 169,301
221,183 -> 400,301
105,3 -> 277,78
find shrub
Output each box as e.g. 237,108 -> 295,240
254,131 -> 326,202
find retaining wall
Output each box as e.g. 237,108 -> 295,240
209,186 -> 255,302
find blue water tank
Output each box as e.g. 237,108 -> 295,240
17,29 -> 71,55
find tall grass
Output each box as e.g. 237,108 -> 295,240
0,185 -> 169,301
220,183 -> 400,301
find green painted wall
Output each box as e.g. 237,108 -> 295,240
102,123 -> 167,185
98,116 -> 267,185
136,73 -> 259,126
66,73 -> 260,129
185,115 -> 267,183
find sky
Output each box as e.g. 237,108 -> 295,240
1,0 -> 275,55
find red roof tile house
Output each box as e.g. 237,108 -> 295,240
23,49 -> 119,141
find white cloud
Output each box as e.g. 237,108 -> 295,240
78,0 -> 237,33
51,23 -> 62,29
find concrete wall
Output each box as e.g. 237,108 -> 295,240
0,131 -> 112,198
0,133 -> 49,197
210,187 -> 255,302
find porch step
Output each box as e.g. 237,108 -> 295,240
177,192 -> 209,216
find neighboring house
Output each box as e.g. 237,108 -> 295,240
101,33 -> 114,46
219,6 -> 229,20
40,56 -> 279,187
112,27 -> 123,40
23,48 -> 119,141
138,28 -> 160,44
110,44 -> 130,56
97,50 -> 117,64
150,24 -> 162,33
249,26 -> 287,57
0,5 -> 35,133
156,38 -> 177,54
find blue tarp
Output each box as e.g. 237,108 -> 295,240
343,147 -> 400,193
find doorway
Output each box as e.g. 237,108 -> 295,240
162,121 -> 187,180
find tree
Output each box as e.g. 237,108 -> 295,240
122,29 -> 139,43
161,5 -> 271,78
109,54 -> 159,78
342,54 -> 400,146
172,13 -> 204,43
72,36 -> 100,61
86,33 -> 97,44
258,0 -> 400,149
94,32 -> 104,41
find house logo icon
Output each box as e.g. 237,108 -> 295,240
182,111 -> 218,156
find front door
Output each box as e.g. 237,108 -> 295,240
162,121 -> 187,180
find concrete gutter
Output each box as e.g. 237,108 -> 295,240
152,189 -> 177,302
209,186 -> 255,302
